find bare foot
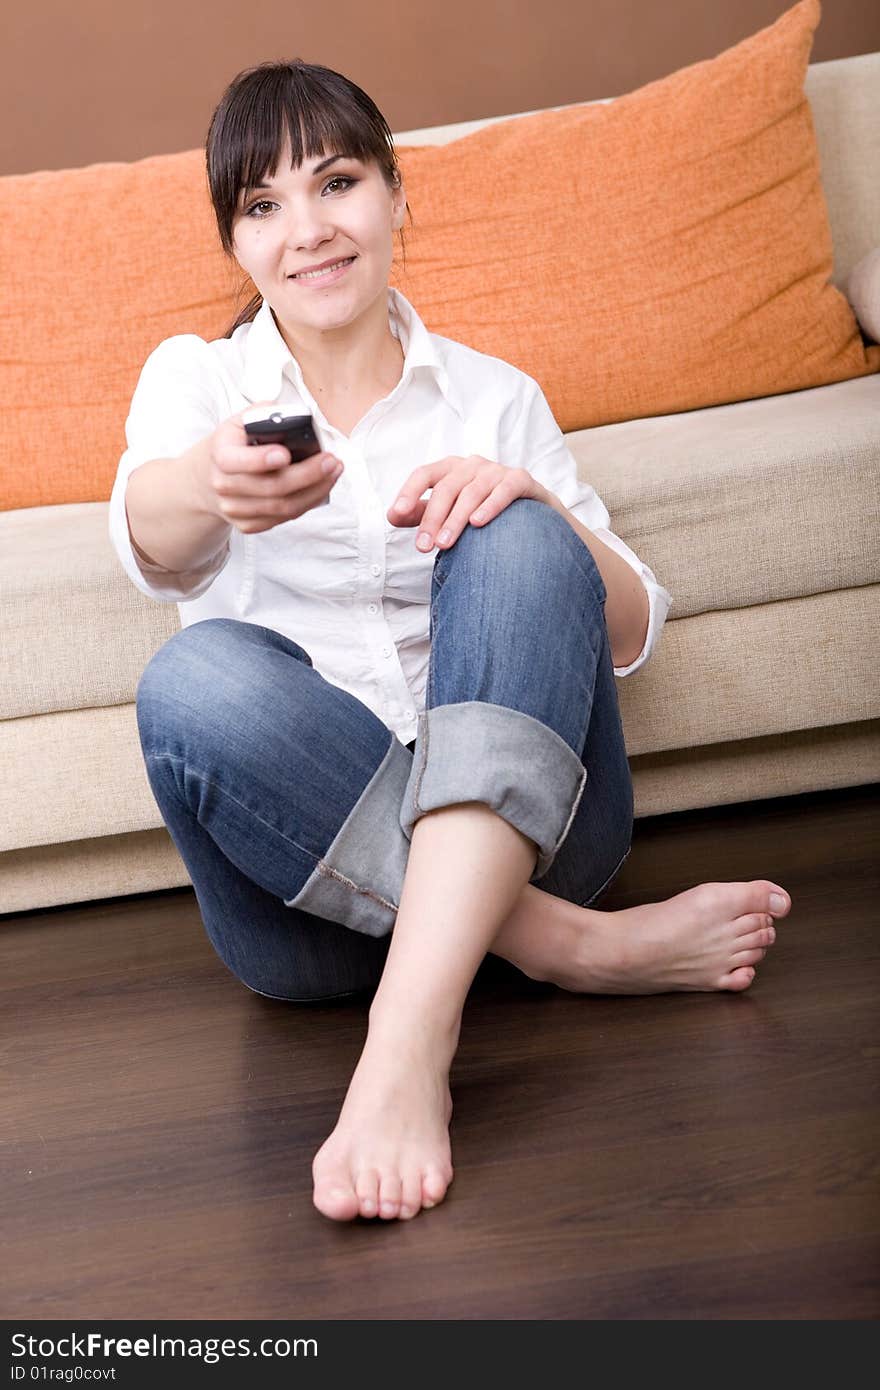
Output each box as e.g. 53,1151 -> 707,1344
523,880 -> 792,995
312,1022 -> 456,1223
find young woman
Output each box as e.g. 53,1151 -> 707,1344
110,59 -> 792,1224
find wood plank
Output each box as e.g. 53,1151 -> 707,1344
1,783 -> 877,1320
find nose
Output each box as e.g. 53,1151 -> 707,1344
285,199 -> 335,253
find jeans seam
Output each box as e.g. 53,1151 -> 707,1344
561,523 -> 608,607
243,980 -> 366,1004
145,749 -> 323,872
581,841 -> 633,907
412,709 -> 430,818
314,861 -> 399,915
551,764 -> 588,860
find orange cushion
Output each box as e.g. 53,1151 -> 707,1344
0,149 -> 237,510
0,0 -> 876,510
390,0 -> 878,432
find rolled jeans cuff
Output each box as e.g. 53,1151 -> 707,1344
399,702 -> 588,879
283,735 -> 413,938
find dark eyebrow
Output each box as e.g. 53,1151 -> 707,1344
248,153 -> 353,192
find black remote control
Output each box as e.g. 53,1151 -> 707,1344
241,407 -> 323,462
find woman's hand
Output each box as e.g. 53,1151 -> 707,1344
387,455 -> 548,551
192,401 -> 345,536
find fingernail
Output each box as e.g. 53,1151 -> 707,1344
393,498 -> 409,512
769,893 -> 786,912
268,449 -> 287,464
438,529 -> 451,544
322,455 -> 339,474
417,532 -> 433,550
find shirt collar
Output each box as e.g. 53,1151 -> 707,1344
240,285 -> 463,420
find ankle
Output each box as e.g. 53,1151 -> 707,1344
491,885 -> 585,984
367,1000 -> 461,1065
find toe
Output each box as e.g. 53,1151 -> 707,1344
730,946 -> 767,967
378,1173 -> 402,1220
735,911 -> 771,937
313,1173 -> 361,1222
399,1170 -> 424,1220
719,964 -> 756,992
354,1167 -> 381,1220
422,1164 -> 452,1209
764,884 -> 791,917
735,917 -> 776,949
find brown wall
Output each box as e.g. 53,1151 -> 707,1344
5,0 -> 879,176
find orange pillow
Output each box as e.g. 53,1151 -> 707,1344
0,149 -> 238,510
391,0 -> 877,432
0,0 -> 875,510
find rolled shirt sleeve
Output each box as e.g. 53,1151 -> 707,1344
108,335 -> 231,602
502,373 -> 673,677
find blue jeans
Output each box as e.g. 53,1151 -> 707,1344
135,499 -> 634,1002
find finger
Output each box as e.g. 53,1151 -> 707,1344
467,479 -> 520,525
422,479 -> 497,550
387,496 -> 428,527
389,466 -> 432,518
218,438 -> 336,477
388,490 -> 434,525
220,460 -> 343,521
218,452 -> 342,498
216,437 -> 291,473
414,473 -> 482,537
389,456 -> 467,521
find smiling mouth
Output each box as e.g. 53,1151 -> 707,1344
289,256 -> 356,281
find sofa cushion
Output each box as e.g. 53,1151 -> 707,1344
0,502 -> 179,721
389,0 -> 877,432
568,374 -> 880,620
2,374 -> 877,724
4,586 -> 878,859
804,52 -> 880,291
846,248 -> 880,345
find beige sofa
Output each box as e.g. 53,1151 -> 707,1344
2,53 -> 878,917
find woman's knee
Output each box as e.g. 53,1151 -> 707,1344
135,618 -> 312,748
453,495 -> 558,555
438,496 -> 606,607
220,925 -> 389,1004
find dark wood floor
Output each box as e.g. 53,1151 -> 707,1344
1,782 -> 877,1321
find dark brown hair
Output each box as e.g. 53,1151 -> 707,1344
206,59 -> 412,338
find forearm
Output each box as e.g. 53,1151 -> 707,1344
124,438 -> 232,574
538,486 -> 650,669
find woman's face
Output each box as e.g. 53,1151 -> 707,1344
231,134 -> 406,335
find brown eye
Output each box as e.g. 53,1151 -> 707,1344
323,176 -> 356,194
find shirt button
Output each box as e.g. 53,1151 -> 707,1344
382,646 -> 392,658
370,564 -> 381,577
367,602 -> 378,615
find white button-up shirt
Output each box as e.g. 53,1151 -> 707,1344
109,287 -> 672,745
